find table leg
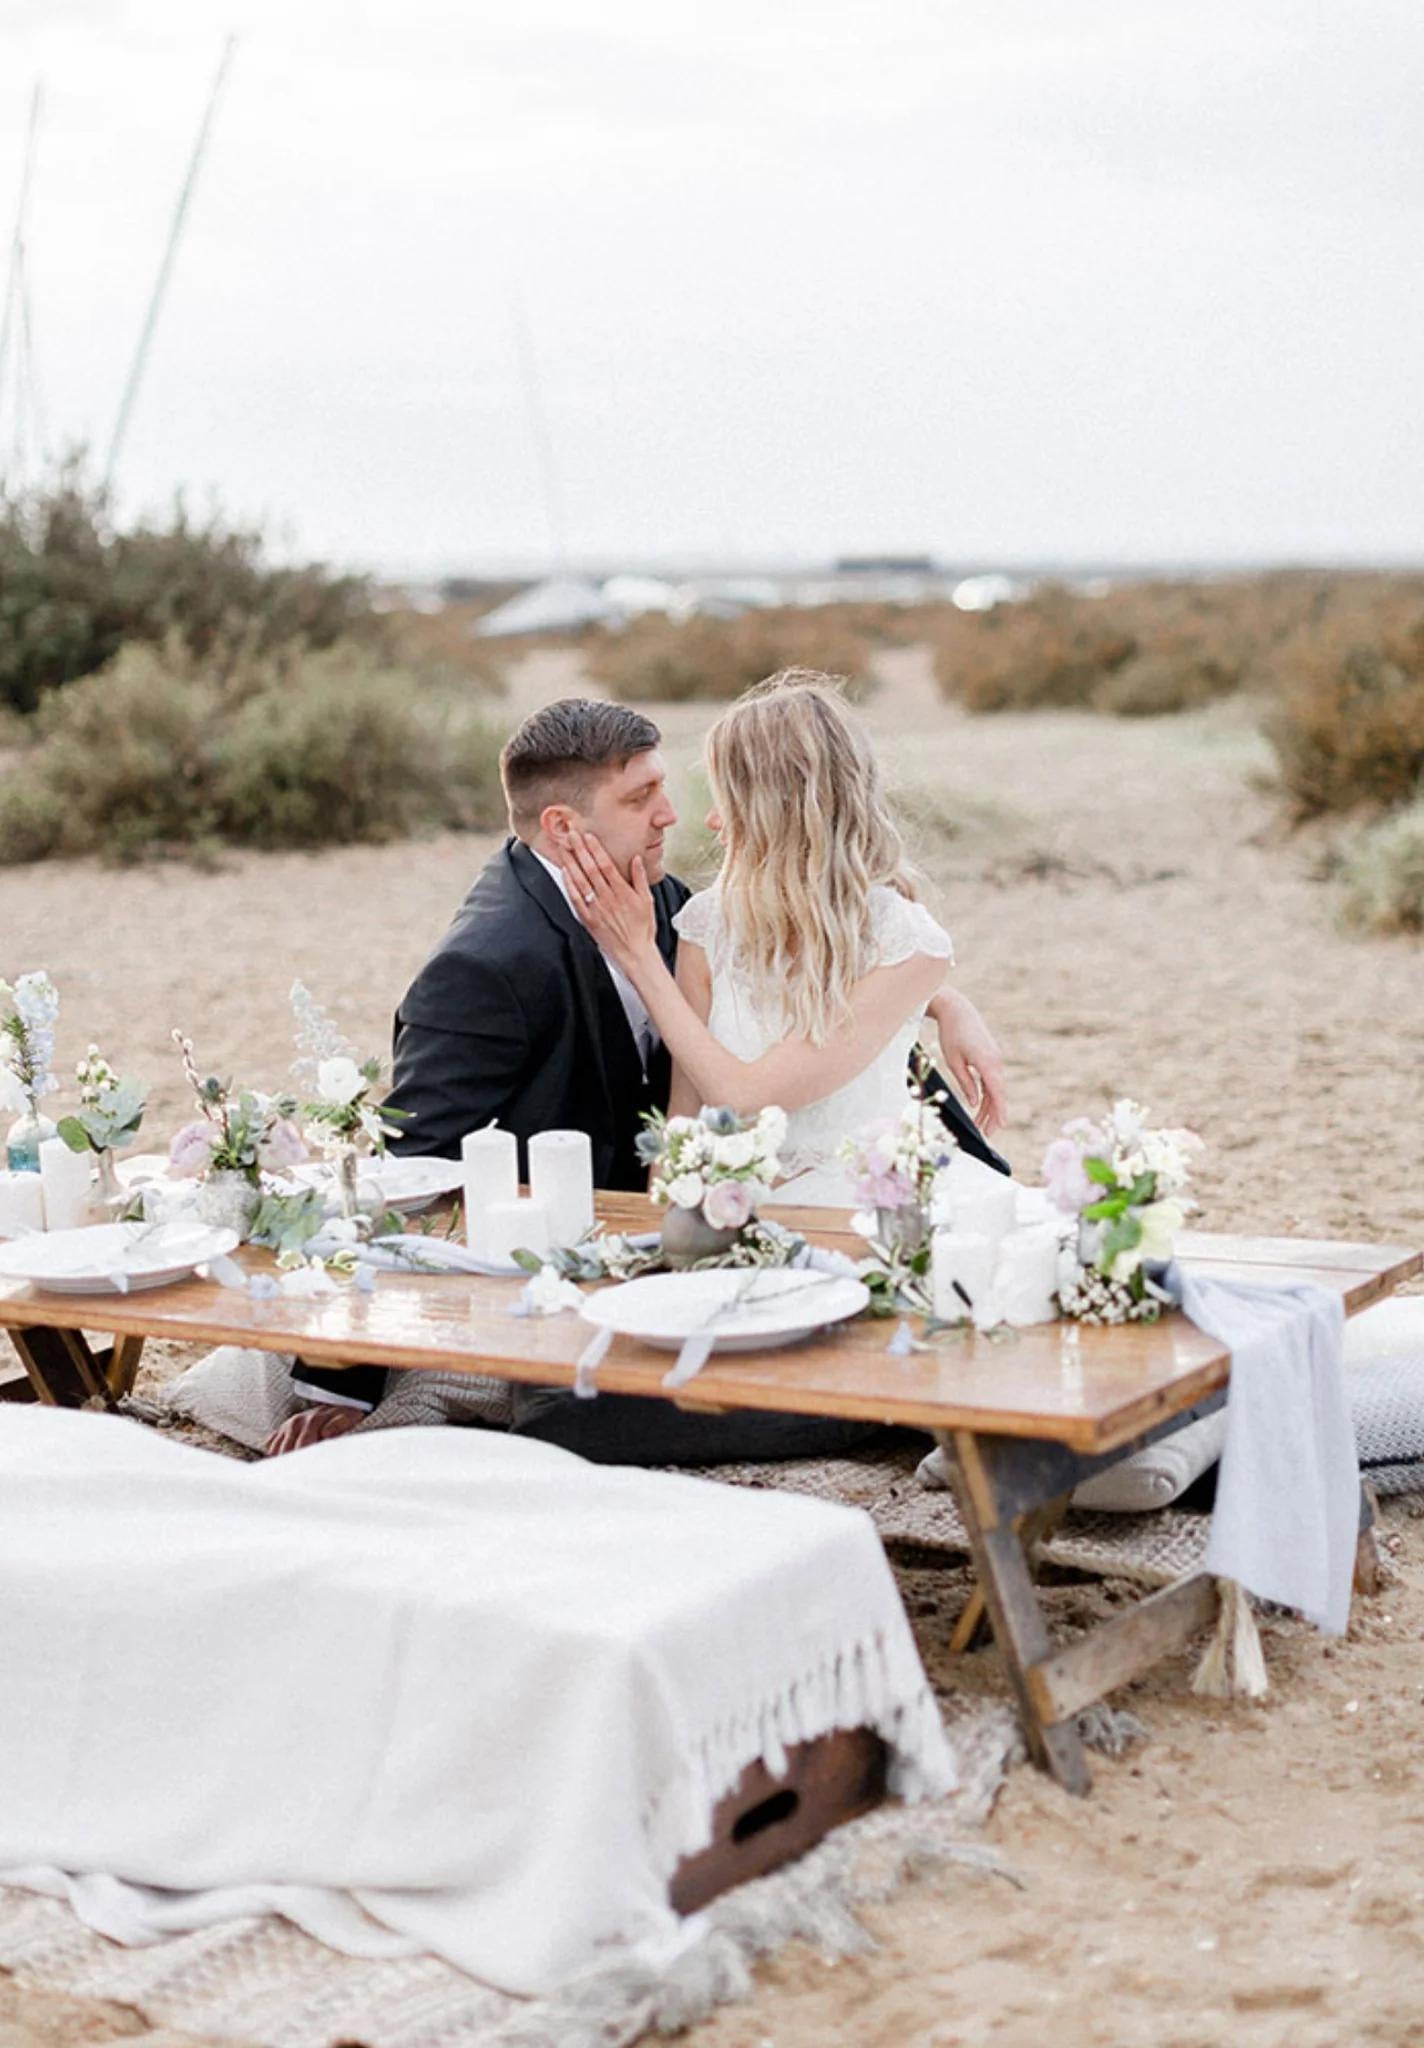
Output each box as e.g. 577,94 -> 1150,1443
948,1496 -> 1070,1656
940,1429 -> 1093,1795
7,1327 -> 119,1410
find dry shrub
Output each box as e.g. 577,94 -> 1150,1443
1262,593 -> 1424,818
0,644 -> 507,864
1338,800 -> 1424,934
586,608 -> 876,703
379,601 -> 508,695
927,573 -> 1416,718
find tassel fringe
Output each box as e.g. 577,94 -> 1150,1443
1191,1577 -> 1269,1699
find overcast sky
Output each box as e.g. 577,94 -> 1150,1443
2,0 -> 1421,573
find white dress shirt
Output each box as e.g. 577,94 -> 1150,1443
533,849 -> 658,1074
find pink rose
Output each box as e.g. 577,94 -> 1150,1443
259,1118 -> 308,1170
855,1167 -> 916,1210
169,1120 -> 218,1178
703,1177 -> 753,1230
1042,1135 -> 1094,1214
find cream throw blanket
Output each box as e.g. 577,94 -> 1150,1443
0,1409 -> 953,1995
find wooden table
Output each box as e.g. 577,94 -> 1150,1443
2,1198 -> 1417,1795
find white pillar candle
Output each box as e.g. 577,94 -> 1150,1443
993,1223 -> 1062,1327
39,1138 -> 95,1232
0,1170 -> 46,1237
528,1129 -> 595,1249
461,1126 -> 519,1259
931,1229 -> 994,1324
481,1196 -> 551,1270
933,1152 -> 1019,1248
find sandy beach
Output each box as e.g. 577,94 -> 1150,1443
1,645 -> 1421,2047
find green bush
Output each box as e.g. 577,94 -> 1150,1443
585,608 -> 876,703
0,644 -> 508,863
0,461 -> 372,714
1338,801 -> 1424,933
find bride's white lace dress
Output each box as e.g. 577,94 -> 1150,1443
672,883 -> 955,1207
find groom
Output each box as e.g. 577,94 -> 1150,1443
273,696 -> 1008,1457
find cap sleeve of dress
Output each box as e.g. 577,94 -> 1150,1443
869,888 -> 955,969
672,889 -> 721,955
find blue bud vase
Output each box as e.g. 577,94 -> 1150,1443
6,1111 -> 58,1174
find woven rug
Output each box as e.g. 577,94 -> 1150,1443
675,1442 -> 1213,1589
129,1397 -> 1215,1591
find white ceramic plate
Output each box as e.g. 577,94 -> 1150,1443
289,1155 -> 464,1214
579,1267 -> 870,1353
0,1220 -> 240,1295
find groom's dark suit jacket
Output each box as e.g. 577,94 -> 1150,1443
384,838 -> 690,1189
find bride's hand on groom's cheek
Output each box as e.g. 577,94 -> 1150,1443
559,827 -> 657,965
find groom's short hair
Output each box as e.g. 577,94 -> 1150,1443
500,698 -> 662,836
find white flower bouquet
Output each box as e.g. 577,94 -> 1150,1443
58,1046 -> 146,1157
639,1103 -> 787,1228
1044,1098 -> 1204,1323
290,981 -> 404,1158
1,971 -> 61,1168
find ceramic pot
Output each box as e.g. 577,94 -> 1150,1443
5,1111 -> 58,1174
195,1168 -> 261,1239
660,1202 -> 743,1270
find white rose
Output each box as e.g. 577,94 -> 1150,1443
666,1172 -> 705,1209
757,1105 -> 788,1149
0,1063 -> 27,1115
1136,1198 -> 1185,1265
524,1263 -> 583,1316
714,1130 -> 756,1171
1110,1099 -> 1146,1147
317,1056 -> 365,1106
665,1116 -> 701,1140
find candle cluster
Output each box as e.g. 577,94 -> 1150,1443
930,1156 -> 1066,1330
460,1128 -> 595,1270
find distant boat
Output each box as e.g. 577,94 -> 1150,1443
474,577 -> 617,638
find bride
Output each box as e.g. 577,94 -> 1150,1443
558,669 -> 976,1207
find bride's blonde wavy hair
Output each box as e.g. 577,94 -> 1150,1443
704,670 -> 918,1045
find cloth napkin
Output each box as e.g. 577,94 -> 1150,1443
1160,1262 -> 1359,1635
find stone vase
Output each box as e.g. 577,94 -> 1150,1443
195,1168 -> 261,1239
660,1202 -> 744,1270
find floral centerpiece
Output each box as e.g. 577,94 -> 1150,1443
289,981 -> 404,1220
839,1054 -> 958,1259
57,1046 -> 147,1217
168,1029 -> 307,1236
637,1104 -> 787,1267
1044,1098 -> 1203,1323
0,971 -> 61,1171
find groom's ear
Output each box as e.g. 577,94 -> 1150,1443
540,801 -> 579,848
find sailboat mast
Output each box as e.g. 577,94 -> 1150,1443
104,35 -> 236,486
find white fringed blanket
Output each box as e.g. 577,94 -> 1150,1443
0,1409 -> 953,1995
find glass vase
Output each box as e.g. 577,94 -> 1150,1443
876,1203 -> 928,1259
5,1111 -> 58,1174
93,1147 -> 128,1220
